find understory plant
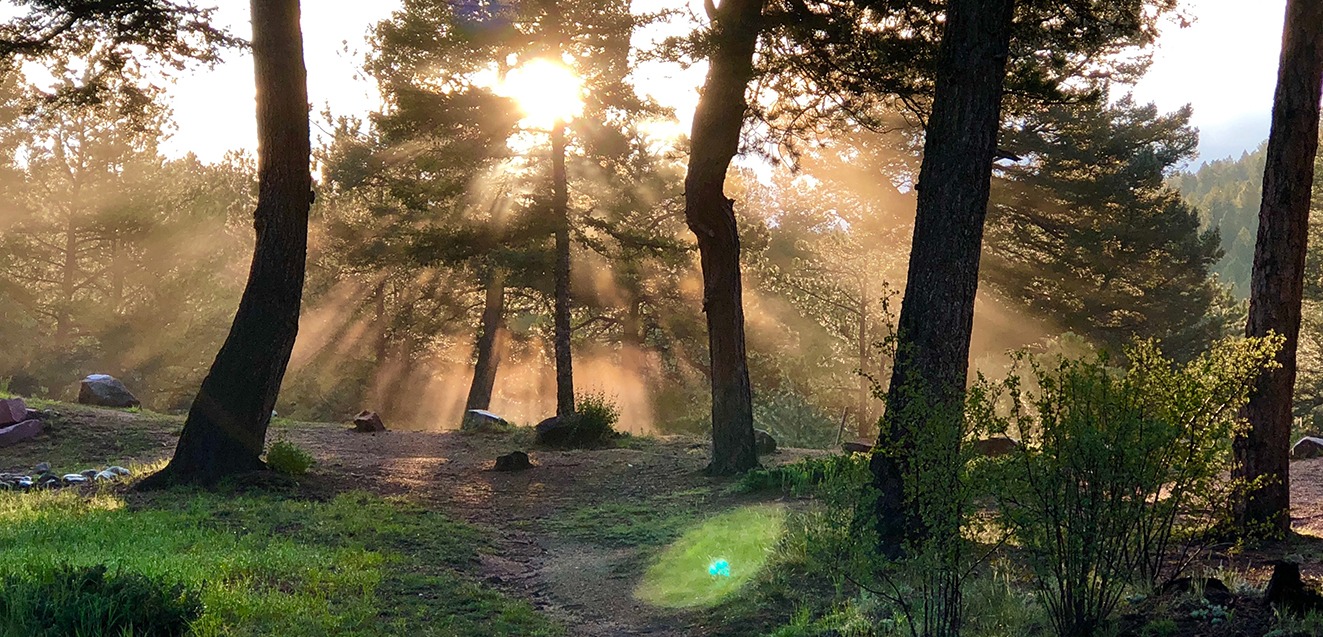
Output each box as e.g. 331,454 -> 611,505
980,337 -> 1280,637
0,564 -> 203,637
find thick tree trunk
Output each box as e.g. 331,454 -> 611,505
1234,0 -> 1323,537
870,0 -> 1015,555
684,0 -> 763,476
856,291 -> 870,439
552,119 -> 575,417
140,0 -> 310,487
465,268 -> 507,412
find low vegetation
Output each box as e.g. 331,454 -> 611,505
0,487 -> 560,637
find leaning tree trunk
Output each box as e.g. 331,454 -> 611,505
552,119 -> 575,417
140,0 -> 310,487
684,0 -> 764,476
870,0 -> 1016,556
1234,0 -> 1323,537
464,267 -> 507,413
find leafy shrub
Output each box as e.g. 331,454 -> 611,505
754,388 -> 839,449
979,337 -> 1280,637
540,391 -> 622,448
0,564 -> 203,637
734,454 -> 868,495
266,439 -> 315,476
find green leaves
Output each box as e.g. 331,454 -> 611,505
980,336 -> 1280,636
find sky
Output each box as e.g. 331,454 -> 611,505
164,0 -> 1289,169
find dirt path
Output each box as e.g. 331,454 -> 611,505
282,424 -> 815,636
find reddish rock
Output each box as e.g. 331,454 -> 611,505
0,398 -> 27,426
351,410 -> 386,433
0,419 -> 42,448
842,441 -> 873,454
973,436 -> 1019,457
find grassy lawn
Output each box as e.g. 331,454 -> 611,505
0,485 -> 561,637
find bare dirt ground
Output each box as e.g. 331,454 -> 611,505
6,405 -> 1323,635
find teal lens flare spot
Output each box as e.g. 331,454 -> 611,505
708,559 -> 731,577
635,504 -> 786,609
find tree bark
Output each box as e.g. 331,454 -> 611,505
684,0 -> 763,476
465,267 -> 507,412
870,0 -> 1016,555
552,118 -> 575,417
1234,0 -> 1323,537
140,0 -> 310,487
855,281 -> 871,439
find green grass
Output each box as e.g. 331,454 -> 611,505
0,488 -> 560,636
544,499 -> 701,549
634,503 -> 787,609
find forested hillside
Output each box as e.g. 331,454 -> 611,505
1173,143 -> 1268,297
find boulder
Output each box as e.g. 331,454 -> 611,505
535,416 -> 573,447
0,419 -> 42,448
462,409 -> 511,433
754,429 -> 777,455
842,441 -> 873,454
973,437 -> 1019,457
1292,436 -> 1323,460
77,374 -> 140,408
351,410 -> 386,433
493,451 -> 532,472
1160,577 -> 1232,606
0,398 -> 27,426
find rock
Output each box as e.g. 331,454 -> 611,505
535,416 -> 573,447
754,429 -> 777,455
34,462 -> 50,473
462,409 -> 511,433
351,410 -> 386,433
1292,436 -> 1323,460
1161,576 -> 1232,606
0,397 -> 27,426
973,437 -> 1019,457
77,374 -> 140,408
493,451 -> 532,472
107,466 -> 130,476
842,441 -> 873,454
0,419 -> 43,448
1266,561 -> 1323,616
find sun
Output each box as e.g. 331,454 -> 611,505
497,58 -> 585,130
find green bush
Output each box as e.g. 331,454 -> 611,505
266,439 -> 315,476
754,388 -> 839,449
979,337 -> 1280,637
539,392 -> 622,448
574,391 -> 620,442
0,564 -> 203,637
734,454 -> 868,495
